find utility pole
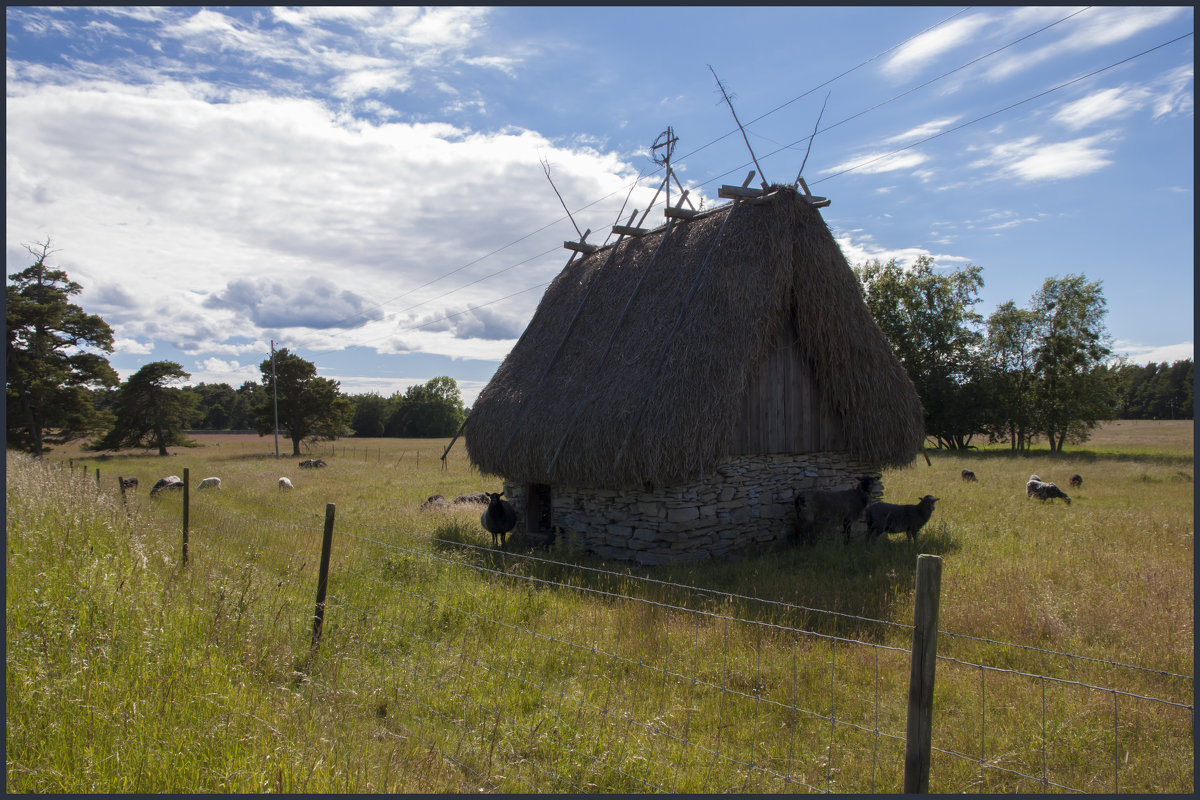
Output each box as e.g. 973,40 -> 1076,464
271,339 -> 280,458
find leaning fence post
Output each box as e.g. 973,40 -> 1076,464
96,467 -> 101,486
904,554 -> 942,793
182,467 -> 190,566
311,503 -> 336,651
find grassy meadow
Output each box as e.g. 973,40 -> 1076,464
6,421 -> 1193,793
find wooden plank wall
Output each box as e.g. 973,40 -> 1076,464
730,323 -> 849,455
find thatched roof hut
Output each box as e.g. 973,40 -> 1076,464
466,185 -> 924,489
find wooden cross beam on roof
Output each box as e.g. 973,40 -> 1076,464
563,227 -> 598,255
663,189 -> 700,220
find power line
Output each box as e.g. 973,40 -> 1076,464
387,29 -> 1193,341
749,6 -> 1094,154
810,30 -> 1195,185
314,8 -> 977,334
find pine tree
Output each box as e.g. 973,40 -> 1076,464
6,241 -> 118,456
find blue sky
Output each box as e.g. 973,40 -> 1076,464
6,6 -> 1194,407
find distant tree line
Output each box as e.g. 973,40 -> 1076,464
1111,359 -> 1193,420
5,241 -> 1188,459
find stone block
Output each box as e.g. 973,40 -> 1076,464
667,506 -> 700,523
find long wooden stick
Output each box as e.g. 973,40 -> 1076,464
709,65 -> 768,188
541,156 -> 583,240
795,91 -> 831,186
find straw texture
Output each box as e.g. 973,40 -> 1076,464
465,186 -> 924,487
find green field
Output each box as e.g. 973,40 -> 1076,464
7,421 -> 1193,792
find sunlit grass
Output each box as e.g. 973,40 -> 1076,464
9,421 -> 1194,792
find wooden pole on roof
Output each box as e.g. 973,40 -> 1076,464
542,156 -> 584,240
795,91 -> 831,188
709,65 -> 769,189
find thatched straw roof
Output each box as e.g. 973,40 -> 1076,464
465,185 -> 924,487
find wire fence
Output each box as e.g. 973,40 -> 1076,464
72,462 -> 1195,793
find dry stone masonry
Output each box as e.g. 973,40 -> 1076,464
505,452 -> 881,565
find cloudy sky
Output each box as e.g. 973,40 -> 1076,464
6,6 -> 1194,407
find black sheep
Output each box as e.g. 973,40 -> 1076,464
481,491 -> 517,547
865,495 -> 939,543
794,476 -> 877,544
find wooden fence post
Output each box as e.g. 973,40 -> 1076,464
182,468 -> 190,566
96,468 -> 101,486
118,475 -> 126,501
311,503 -> 336,651
904,554 -> 943,793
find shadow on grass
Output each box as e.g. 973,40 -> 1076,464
427,517 -> 963,646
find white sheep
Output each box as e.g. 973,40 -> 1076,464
278,477 -> 294,490
197,476 -> 221,490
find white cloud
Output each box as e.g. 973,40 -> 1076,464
187,357 -> 261,388
1113,341 -> 1194,365
983,7 -> 1189,83
113,337 -> 154,355
5,74 -> 649,364
833,233 -> 971,271
820,150 -> 930,177
968,134 -> 1114,182
1151,64 -> 1194,119
882,13 -> 994,81
1053,87 -> 1151,129
883,117 -> 962,145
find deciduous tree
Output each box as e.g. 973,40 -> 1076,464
255,349 -> 351,456
1030,274 -> 1116,451
855,256 -> 986,449
983,301 -> 1041,450
385,376 -> 466,438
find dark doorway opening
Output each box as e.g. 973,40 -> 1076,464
527,483 -> 552,534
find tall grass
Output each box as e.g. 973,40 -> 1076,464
8,421 -> 1194,792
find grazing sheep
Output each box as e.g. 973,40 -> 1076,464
452,493 -> 490,506
298,458 -> 328,469
197,476 -> 221,490
419,494 -> 448,511
121,477 -> 139,490
1026,478 -> 1071,505
1069,473 -> 1082,489
278,477 -> 294,490
150,475 -> 184,496
961,469 -> 977,482
481,491 -> 517,547
793,476 -> 877,544
865,495 -> 940,543
1028,474 -> 1041,484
